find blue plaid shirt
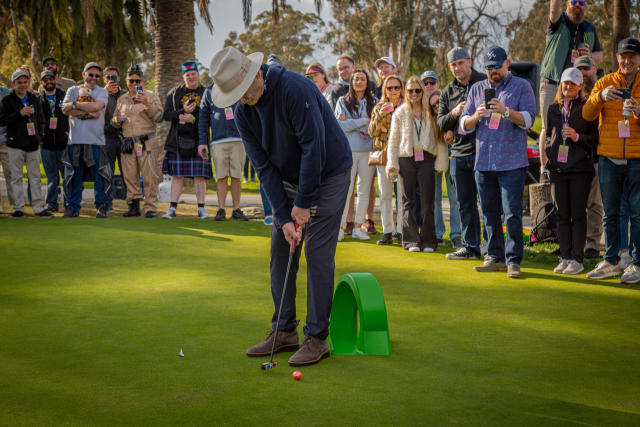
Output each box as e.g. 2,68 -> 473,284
460,73 -> 536,172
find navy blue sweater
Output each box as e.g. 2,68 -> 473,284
234,64 -> 352,225
198,85 -> 241,145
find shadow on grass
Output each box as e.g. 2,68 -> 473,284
521,269 -> 640,291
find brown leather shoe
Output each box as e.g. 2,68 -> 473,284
288,336 -> 330,366
246,329 -> 299,357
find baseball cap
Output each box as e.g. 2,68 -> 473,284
11,70 -> 29,82
617,37 -> 640,55
181,61 -> 198,74
573,55 -> 595,68
40,70 -> 55,80
375,57 -> 397,69
42,56 -> 57,66
447,47 -> 471,63
560,67 -> 583,85
83,62 -> 102,73
484,46 -> 508,67
420,70 -> 439,82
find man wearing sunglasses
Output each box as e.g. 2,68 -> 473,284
38,70 -> 69,213
61,62 -> 110,218
41,56 -> 77,93
460,46 -> 536,279
540,0 -> 603,158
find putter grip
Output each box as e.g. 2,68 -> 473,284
290,240 -> 296,253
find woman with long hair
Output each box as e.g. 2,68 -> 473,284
335,68 -> 377,240
541,68 -> 598,275
386,76 -> 449,252
368,75 -> 404,245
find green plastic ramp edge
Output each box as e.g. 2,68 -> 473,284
328,273 -> 391,356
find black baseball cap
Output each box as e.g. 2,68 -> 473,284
617,38 -> 640,55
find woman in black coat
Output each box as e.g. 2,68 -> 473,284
542,68 -> 599,275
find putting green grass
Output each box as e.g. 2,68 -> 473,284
1,219 -> 640,425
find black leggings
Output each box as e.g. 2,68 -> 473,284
551,173 -> 593,263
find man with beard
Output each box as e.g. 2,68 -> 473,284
539,0 -> 603,158
39,70 -> 70,212
41,56 -> 77,93
438,47 -> 487,260
61,62 -> 110,218
574,55 -> 603,260
460,46 -> 536,278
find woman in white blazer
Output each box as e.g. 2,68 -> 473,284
386,76 -> 449,252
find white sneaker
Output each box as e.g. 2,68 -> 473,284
338,229 -> 344,241
352,228 -> 370,240
553,258 -> 569,274
620,264 -> 640,284
586,260 -> 621,280
162,207 -> 176,219
408,246 -> 421,252
422,247 -> 434,253
563,259 -> 584,275
619,251 -> 632,270
197,207 -> 209,219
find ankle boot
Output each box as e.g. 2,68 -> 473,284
123,199 -> 141,217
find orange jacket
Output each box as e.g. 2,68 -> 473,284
582,69 -> 640,159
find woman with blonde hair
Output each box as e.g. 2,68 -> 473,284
368,74 -> 404,245
386,76 -> 449,252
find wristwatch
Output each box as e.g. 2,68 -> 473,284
503,107 -> 510,119
72,101 -> 77,110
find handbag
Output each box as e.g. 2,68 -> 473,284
368,149 -> 387,166
177,136 -> 197,157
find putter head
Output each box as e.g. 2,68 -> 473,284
261,361 -> 277,370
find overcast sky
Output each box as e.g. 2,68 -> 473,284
194,0 -> 535,70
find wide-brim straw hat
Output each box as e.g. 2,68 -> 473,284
210,47 -> 264,108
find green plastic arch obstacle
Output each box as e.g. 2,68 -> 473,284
328,273 -> 391,356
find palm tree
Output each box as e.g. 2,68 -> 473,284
241,0 -> 323,27
612,0 -> 631,69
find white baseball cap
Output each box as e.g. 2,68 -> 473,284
560,67 -> 583,85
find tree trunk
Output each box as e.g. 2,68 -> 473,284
612,0 -> 631,69
154,0 -> 196,140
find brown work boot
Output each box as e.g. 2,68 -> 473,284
288,336 -> 330,366
246,329 -> 299,357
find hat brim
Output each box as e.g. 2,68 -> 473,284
618,49 -> 640,55
211,52 -> 264,108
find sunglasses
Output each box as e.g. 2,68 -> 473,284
570,0 -> 585,6
387,85 -> 402,91
41,77 -> 55,82
430,103 -> 439,108
407,88 -> 423,94
87,73 -> 100,78
485,64 -> 502,71
128,79 -> 141,84
305,74 -> 315,80
423,80 -> 437,86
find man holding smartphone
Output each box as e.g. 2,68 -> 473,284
111,63 -> 164,218
460,46 -> 536,278
582,38 -> 640,284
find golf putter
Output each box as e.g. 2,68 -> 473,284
261,236 -> 299,371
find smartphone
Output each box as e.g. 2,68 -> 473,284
576,42 -> 587,51
109,75 -> 117,82
619,88 -> 631,100
136,85 -> 143,95
484,88 -> 495,107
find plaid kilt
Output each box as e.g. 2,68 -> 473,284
162,151 -> 214,178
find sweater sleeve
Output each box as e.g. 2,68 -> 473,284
386,109 -> 402,174
368,104 -> 386,139
0,98 -> 21,126
287,86 -> 326,210
335,97 -> 369,132
163,88 -> 183,123
235,106 -> 293,226
198,89 -> 212,146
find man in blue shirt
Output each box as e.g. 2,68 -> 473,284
208,47 -> 352,366
460,46 -> 537,278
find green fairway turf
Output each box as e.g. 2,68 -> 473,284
1,218 -> 639,425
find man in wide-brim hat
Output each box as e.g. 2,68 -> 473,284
207,47 -> 352,366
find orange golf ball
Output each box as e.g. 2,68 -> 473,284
292,371 -> 302,381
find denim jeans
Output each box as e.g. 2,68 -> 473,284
260,183 -> 272,217
598,157 -> 640,266
40,148 -> 64,209
451,154 -> 481,253
475,167 -> 527,265
434,160 -> 461,240
65,144 -> 108,211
